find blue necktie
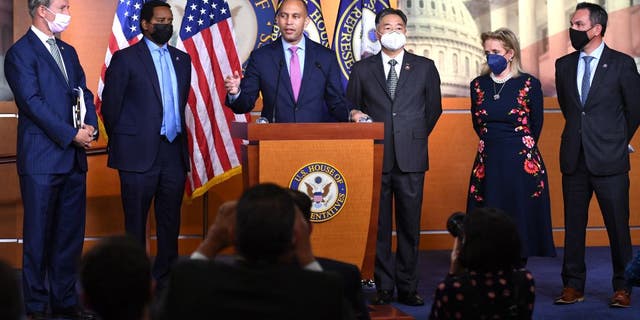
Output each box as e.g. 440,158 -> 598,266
581,56 -> 594,106
160,48 -> 177,142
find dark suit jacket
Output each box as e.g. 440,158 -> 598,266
317,257 -> 370,320
101,40 -> 191,173
555,45 -> 640,176
226,37 -> 351,122
4,29 -> 97,175
347,51 -> 442,173
155,259 -> 350,320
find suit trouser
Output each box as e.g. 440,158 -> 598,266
20,167 -> 86,314
561,151 -> 632,292
375,165 -> 425,294
118,137 -> 186,284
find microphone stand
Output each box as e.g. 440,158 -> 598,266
272,59 -> 284,123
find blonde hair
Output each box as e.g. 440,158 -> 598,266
480,28 -> 524,77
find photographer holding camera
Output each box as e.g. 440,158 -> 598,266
429,208 -> 535,320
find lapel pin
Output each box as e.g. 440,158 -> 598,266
404,64 -> 410,70
60,46 -> 64,50
176,56 -> 180,61
602,63 -> 607,68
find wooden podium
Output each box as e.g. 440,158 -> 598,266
231,122 -> 384,278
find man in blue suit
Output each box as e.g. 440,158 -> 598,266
224,0 -> 366,123
554,2 -> 640,308
4,0 -> 97,318
101,1 -> 191,287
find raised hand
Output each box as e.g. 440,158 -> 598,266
224,70 -> 242,95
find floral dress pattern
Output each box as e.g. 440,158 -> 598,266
466,74 -> 555,258
429,269 -> 536,320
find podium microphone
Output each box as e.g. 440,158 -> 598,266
272,59 -> 285,123
315,62 -> 350,122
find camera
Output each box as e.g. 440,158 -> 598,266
446,212 -> 465,238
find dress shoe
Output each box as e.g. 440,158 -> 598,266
27,311 -> 48,320
371,290 -> 393,305
397,291 -> 425,306
52,306 -> 98,320
610,290 -> 631,308
554,287 -> 584,304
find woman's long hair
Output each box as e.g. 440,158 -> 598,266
480,28 -> 525,77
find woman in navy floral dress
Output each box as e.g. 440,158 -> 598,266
467,28 -> 555,259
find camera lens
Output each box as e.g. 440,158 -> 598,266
446,212 -> 465,238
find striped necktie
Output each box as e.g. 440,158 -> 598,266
46,38 -> 68,83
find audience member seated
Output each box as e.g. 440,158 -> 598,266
429,207 -> 535,320
289,189 -> 371,320
0,259 -> 22,320
80,236 -> 151,320
625,251 -> 640,287
155,183 -> 353,319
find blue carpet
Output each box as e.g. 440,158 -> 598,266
366,247 -> 640,319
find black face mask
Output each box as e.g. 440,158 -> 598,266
569,27 -> 593,51
150,23 -> 173,44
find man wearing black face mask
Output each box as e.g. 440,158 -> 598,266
101,0 -> 192,288
554,2 -> 640,308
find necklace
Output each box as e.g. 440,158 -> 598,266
490,73 -> 512,100
492,81 -> 508,100
490,72 -> 512,83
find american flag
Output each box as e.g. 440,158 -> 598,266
96,0 -> 248,198
177,0 -> 248,198
95,0 -> 146,138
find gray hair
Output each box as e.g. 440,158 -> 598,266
28,0 -> 51,18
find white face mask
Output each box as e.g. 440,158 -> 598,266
379,31 -> 406,51
44,6 -> 71,33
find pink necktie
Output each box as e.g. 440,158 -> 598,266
289,46 -> 301,101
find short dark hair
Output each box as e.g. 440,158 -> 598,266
0,260 -> 21,320
28,0 -> 50,18
289,189 -> 312,223
459,207 -> 522,272
235,183 -> 297,264
140,0 -> 171,29
276,0 -> 308,15
375,8 -> 407,27
80,236 -> 151,320
575,2 -> 608,36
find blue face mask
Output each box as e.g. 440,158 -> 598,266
486,53 -> 508,75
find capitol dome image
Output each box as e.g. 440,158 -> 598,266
399,0 -> 484,97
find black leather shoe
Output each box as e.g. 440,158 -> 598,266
398,291 -> 424,306
52,307 -> 98,320
27,311 -> 48,320
371,289 -> 393,305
